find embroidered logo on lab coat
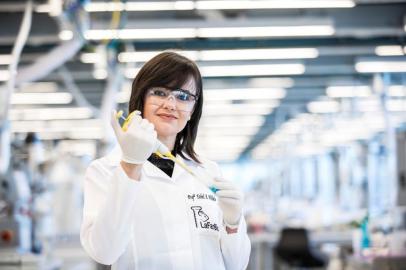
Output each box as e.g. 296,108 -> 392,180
190,206 -> 219,231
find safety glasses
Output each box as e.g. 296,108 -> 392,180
146,87 -> 197,112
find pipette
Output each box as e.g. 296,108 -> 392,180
116,110 -> 219,193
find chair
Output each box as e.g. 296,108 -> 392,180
274,228 -> 326,270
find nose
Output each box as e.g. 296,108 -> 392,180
162,94 -> 176,110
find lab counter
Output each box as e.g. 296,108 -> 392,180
249,230 -> 353,246
346,255 -> 406,270
0,235 -> 95,270
247,230 -> 352,270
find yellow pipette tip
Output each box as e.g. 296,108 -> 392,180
156,150 -> 218,193
154,151 -> 165,158
116,110 -> 141,132
116,110 -> 124,119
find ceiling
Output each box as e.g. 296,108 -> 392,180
1,0 -> 406,161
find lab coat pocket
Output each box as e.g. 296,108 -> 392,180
187,194 -> 221,238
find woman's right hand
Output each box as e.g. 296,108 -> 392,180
111,110 -> 157,164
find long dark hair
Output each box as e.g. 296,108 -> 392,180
128,51 -> 203,163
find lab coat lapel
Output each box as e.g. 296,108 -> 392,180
171,154 -> 195,182
107,146 -> 194,182
142,159 -> 172,180
105,146 -> 170,180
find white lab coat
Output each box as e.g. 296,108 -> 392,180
80,146 -> 251,270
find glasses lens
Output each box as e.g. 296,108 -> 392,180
150,89 -> 168,98
147,88 -> 195,112
173,90 -> 193,102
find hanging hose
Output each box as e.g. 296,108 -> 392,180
0,0 -> 33,175
15,38 -> 83,85
102,0 -> 123,45
57,66 -> 100,117
2,0 -> 33,121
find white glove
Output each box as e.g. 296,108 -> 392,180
212,178 -> 243,226
111,110 -> 157,164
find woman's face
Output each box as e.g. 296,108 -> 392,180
143,76 -> 197,141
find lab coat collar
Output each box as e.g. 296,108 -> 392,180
104,145 -> 198,181
142,152 -> 198,181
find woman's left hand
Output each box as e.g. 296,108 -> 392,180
212,178 -> 243,227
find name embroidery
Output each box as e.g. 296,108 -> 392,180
187,193 -> 216,202
190,206 -> 219,232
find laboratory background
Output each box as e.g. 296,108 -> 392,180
0,0 -> 406,269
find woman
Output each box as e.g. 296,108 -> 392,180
80,52 -> 251,270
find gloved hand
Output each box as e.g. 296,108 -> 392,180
212,178 -> 243,226
111,110 -> 157,164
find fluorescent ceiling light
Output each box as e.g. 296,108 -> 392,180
205,88 -> 286,100
126,64 -> 304,78
198,151 -> 241,162
119,28 -> 196,39
244,99 -> 281,107
85,25 -> 333,40
375,45 -> 405,56
0,55 -> 12,65
84,28 -> 196,40
249,77 -> 294,88
280,121 -> 304,135
19,82 -> 58,93
200,48 -> 318,60
201,115 -> 265,128
197,146 -> 245,155
321,127 -> 375,145
388,85 -> 406,97
327,85 -> 406,98
197,25 -> 334,38
80,52 -> 103,63
307,100 -> 340,113
83,0 -> 354,12
11,92 -> 73,105
0,70 -> 10,81
387,99 -> 406,111
84,1 -> 194,12
23,130 -> 103,140
201,64 -> 305,77
68,130 -> 104,140
196,0 -> 355,9
57,141 -> 97,156
355,61 -> 406,73
84,2 -> 123,12
93,69 -> 108,80
197,136 -> 251,146
9,107 -> 93,121
118,51 -> 197,62
203,103 -> 274,116
198,126 -> 259,136
127,1 -> 194,11
118,48 -> 318,63
11,119 -> 102,133
35,4 -> 52,13
356,98 -> 381,112
326,86 -> 371,98
35,2 -> 62,16
58,30 -> 73,41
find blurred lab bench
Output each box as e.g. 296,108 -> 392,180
247,230 -> 352,270
0,235 -> 96,270
346,255 -> 406,270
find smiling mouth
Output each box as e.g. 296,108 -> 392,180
158,114 -> 177,120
